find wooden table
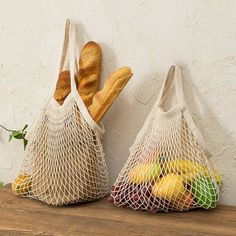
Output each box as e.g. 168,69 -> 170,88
0,185 -> 235,236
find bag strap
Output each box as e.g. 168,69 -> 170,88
58,19 -> 70,73
156,64 -> 186,109
67,19 -> 78,94
156,65 -> 212,156
51,19 -> 79,95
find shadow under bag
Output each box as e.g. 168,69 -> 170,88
12,19 -> 109,205
109,65 -> 221,212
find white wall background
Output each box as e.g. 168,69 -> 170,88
0,0 -> 236,206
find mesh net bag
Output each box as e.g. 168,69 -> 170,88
12,19 -> 109,206
109,65 -> 221,212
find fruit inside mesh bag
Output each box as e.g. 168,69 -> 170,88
108,155 -> 221,212
108,65 -> 221,212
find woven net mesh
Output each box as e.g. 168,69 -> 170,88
110,112 -> 220,212
12,96 -> 109,205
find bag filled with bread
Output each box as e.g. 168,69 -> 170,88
12,19 -> 132,205
108,65 -> 221,212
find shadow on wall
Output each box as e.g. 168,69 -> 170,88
99,42 -> 118,86
181,63 -> 236,205
76,23 -> 88,52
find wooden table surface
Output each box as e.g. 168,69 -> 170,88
0,185 -> 236,236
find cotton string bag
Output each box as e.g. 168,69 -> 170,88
12,19 -> 109,205
109,65 -> 220,212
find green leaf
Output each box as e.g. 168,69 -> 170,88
23,139 -> 28,150
0,181 -> 3,188
2,123 -> 28,150
23,124 -> 28,131
9,134 -> 13,142
11,131 -> 23,139
11,131 -> 20,136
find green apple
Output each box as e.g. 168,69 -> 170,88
192,175 -> 219,209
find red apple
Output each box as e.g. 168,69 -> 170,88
107,195 -> 114,203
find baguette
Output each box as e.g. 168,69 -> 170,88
88,67 -> 133,123
77,41 -> 102,108
53,70 -> 71,105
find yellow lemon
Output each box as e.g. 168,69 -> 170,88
152,174 -> 185,201
128,163 -> 161,184
179,170 -> 222,186
214,171 -> 222,186
163,159 -> 206,174
163,159 -> 221,185
12,174 -> 31,195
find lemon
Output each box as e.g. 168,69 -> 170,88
163,159 -> 221,185
128,163 -> 161,184
12,174 -> 31,195
152,174 -> 185,201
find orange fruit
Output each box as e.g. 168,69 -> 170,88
174,191 -> 195,211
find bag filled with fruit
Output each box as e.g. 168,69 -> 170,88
109,65 -> 221,212
12,20 -> 109,205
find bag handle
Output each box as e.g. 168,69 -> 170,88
65,19 -> 78,94
156,65 -> 186,110
51,19 -> 79,95
156,65 -> 212,156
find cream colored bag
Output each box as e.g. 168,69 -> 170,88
109,65 -> 220,212
13,19 -> 109,205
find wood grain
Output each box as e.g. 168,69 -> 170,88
0,185 -> 235,236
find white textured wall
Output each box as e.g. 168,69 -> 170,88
0,0 -> 236,205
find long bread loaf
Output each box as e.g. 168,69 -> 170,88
53,70 -> 71,105
89,67 -> 133,123
77,41 -> 102,108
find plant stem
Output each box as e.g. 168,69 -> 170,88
0,124 -> 15,132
